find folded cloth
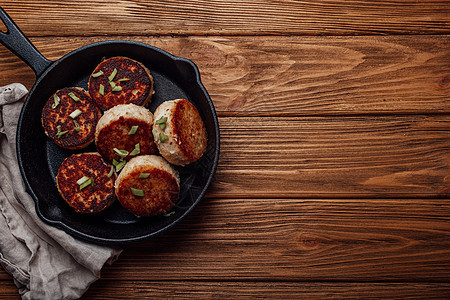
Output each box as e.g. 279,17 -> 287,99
0,83 -> 122,300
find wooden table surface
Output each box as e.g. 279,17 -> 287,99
1,1 -> 449,299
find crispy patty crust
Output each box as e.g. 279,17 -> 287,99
56,152 -> 115,213
95,104 -> 158,163
115,155 -> 180,217
88,56 -> 154,111
153,99 -> 207,166
41,87 -> 102,149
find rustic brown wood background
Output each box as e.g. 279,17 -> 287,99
1,1 -> 449,299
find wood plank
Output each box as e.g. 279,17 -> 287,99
0,36 -> 448,115
1,278 -> 449,299
209,115 -> 450,198
98,198 -> 450,282
81,281 -> 450,299
1,1 -> 449,36
0,281 -> 19,299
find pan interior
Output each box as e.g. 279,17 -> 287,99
17,41 -> 219,243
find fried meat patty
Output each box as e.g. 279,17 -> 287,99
88,56 -> 154,111
56,152 -> 115,213
152,99 -> 207,166
42,87 -> 101,149
95,104 -> 157,163
115,155 -> 180,217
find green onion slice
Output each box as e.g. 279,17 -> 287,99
52,94 -> 60,109
131,187 -> 144,197
159,132 -> 169,142
92,70 -> 104,78
155,116 -> 167,125
107,165 -> 114,178
128,125 -> 138,135
113,148 -> 129,158
152,128 -> 158,139
156,116 -> 167,130
108,68 -> 118,82
79,177 -> 92,190
163,211 -> 175,217
77,176 -> 90,185
112,85 -> 122,92
99,84 -> 105,96
129,143 -> 140,156
68,92 -> 80,102
139,173 -> 150,178
69,109 -> 82,119
115,160 -> 126,172
112,159 -> 119,167
56,125 -> 69,139
118,78 -> 130,82
109,81 -> 116,88
73,119 -> 80,132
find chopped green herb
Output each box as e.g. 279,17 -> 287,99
129,143 -> 140,156
73,119 -> 80,132
113,148 -> 129,159
156,116 -> 167,130
107,165 -> 114,178
52,94 -> 60,109
163,211 -> 175,217
108,68 -> 118,82
79,177 -> 92,190
128,125 -> 138,135
76,176 -> 90,185
99,84 -> 105,96
68,92 -> 80,102
92,70 -> 104,78
159,132 -> 169,142
152,128 -> 158,139
112,85 -> 122,92
112,159 -> 119,167
109,81 -> 116,88
56,125 -> 69,139
115,160 -> 126,172
131,187 -> 144,197
69,109 -> 82,119
139,173 -> 150,178
118,78 -> 130,82
155,116 -> 167,125
90,177 -> 94,187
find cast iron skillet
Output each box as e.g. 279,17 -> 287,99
0,8 -> 219,244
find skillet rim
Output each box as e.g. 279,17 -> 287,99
16,40 -> 220,244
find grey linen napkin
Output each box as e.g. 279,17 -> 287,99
0,83 -> 122,299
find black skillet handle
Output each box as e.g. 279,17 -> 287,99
0,7 -> 52,77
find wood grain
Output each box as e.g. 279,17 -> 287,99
1,280 -> 449,299
1,1 -> 449,36
0,282 -> 18,299
91,198 -> 450,281
209,115 -> 450,198
82,281 -> 450,299
0,1 -> 449,298
0,36 -> 448,115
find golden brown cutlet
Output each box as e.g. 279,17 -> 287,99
95,104 -> 157,164
56,152 -> 115,213
41,87 -> 102,150
153,99 -> 207,166
115,155 -> 180,217
88,56 -> 154,111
